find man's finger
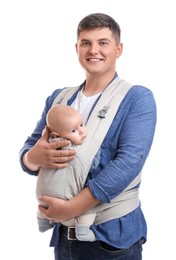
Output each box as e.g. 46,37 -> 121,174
38,195 -> 50,204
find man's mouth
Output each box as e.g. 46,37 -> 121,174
86,58 -> 103,62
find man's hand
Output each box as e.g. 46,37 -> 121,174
38,196 -> 72,222
38,188 -> 100,222
23,127 -> 76,171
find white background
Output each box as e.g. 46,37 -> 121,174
0,0 -> 175,259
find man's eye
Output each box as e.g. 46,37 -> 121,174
81,42 -> 89,46
100,41 -> 108,46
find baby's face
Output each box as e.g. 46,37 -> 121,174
59,114 -> 87,145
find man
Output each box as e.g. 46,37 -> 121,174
19,13 -> 157,259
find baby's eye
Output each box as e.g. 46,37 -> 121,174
72,129 -> 76,133
80,123 -> 83,127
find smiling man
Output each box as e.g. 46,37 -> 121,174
19,13 -> 157,260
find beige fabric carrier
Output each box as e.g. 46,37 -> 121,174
37,77 -> 141,225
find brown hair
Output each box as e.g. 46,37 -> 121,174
77,13 -> 121,43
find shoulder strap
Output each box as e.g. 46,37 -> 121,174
52,86 -> 80,107
79,77 -> 132,158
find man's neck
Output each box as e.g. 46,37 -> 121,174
83,71 -> 116,96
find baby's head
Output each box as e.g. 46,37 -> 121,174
46,105 -> 87,145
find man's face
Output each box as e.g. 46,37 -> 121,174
76,28 -> 122,76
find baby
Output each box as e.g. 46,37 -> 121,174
36,104 -> 97,241
47,104 -> 87,146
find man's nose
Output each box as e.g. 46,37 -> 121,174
88,43 -> 99,54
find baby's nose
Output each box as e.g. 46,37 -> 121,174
79,130 -> 83,135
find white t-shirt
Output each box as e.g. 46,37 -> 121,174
71,89 -> 101,123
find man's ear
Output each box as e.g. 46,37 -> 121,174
75,43 -> 78,54
116,43 -> 123,58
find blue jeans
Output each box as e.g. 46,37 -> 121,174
54,230 -> 144,260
